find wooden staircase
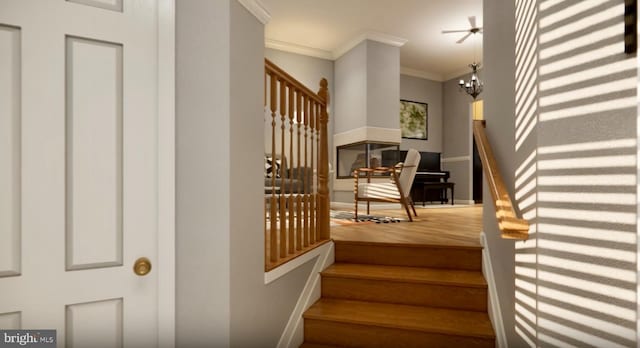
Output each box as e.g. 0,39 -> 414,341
300,240 -> 495,348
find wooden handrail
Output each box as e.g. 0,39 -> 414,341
265,59 -> 326,105
473,120 -> 529,240
264,59 -> 331,271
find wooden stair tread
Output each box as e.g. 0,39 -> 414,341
304,299 -> 495,339
322,263 -> 487,288
333,239 -> 482,250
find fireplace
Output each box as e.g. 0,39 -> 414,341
336,141 -> 400,179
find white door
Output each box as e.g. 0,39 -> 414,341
0,0 -> 159,346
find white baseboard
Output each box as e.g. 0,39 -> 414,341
441,155 -> 471,163
276,241 -> 335,348
480,232 -> 507,348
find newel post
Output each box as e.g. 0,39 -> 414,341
317,78 -> 330,240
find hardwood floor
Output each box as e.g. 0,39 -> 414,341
331,205 -> 483,247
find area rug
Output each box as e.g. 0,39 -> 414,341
266,210 -> 407,228
330,210 -> 405,225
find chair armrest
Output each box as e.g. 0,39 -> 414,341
354,167 -> 395,174
354,167 -> 375,174
354,166 -> 396,185
397,164 -> 416,169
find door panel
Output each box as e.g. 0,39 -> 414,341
66,298 -> 123,348
0,24 -> 21,278
67,0 -> 123,12
0,1 -> 159,346
0,312 -> 21,329
65,36 -> 123,271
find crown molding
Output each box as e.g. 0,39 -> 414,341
444,66 -> 472,81
236,0 -> 270,25
444,63 -> 483,81
265,39 -> 334,60
265,31 -> 407,61
333,31 -> 408,59
364,31 -> 409,47
400,67 -> 444,82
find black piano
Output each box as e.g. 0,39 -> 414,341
401,151 -> 451,203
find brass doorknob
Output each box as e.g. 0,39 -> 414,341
133,257 -> 152,276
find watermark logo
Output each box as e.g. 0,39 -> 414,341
0,331 -> 55,347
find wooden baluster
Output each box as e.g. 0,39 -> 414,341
288,87 -> 295,254
303,95 -> 309,248
269,73 -> 278,262
315,102 -> 321,242
317,79 -> 330,241
279,79 -> 287,258
264,70 -> 268,267
309,101 -> 316,244
264,59 -> 335,268
295,89 -> 302,250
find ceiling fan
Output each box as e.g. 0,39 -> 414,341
442,16 -> 483,44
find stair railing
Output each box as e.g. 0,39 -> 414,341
264,58 -> 331,271
473,120 -> 529,239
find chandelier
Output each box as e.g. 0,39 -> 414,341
458,62 -> 483,100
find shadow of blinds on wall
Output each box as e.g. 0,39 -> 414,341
514,0 -> 638,347
514,0 -> 539,346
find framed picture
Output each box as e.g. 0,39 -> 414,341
400,100 -> 428,140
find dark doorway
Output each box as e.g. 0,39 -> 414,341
472,138 -> 483,203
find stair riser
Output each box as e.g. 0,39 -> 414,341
321,277 -> 487,311
304,319 -> 495,348
299,344 -> 341,348
334,243 -> 482,270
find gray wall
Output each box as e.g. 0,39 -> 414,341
334,40 -> 401,134
177,2 -> 317,347
485,0 -> 637,347
482,0 -> 523,346
366,40 -> 401,130
442,72 -> 477,202
400,74 -> 443,152
512,0 -> 539,345
443,73 -> 473,158
176,1 -> 231,345
334,41 -> 367,134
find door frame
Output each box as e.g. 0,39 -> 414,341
157,0 -> 176,347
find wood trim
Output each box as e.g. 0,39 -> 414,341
265,58 -> 326,105
473,120 -> 528,239
333,31 -> 407,60
265,38 -> 334,60
236,0 -> 271,25
157,1 -> 176,346
317,78 -> 330,240
333,126 -> 402,147
441,156 -> 471,163
400,67 -> 444,82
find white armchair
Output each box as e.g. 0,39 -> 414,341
353,149 -> 421,222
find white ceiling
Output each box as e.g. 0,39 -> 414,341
261,0 -> 483,81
